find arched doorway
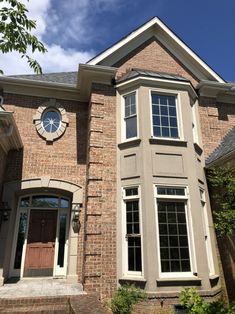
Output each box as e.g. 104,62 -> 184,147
10,194 -> 70,278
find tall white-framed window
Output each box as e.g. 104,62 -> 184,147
151,93 -> 181,139
123,92 -> 138,140
122,186 -> 143,276
200,189 -> 215,275
155,186 -> 194,277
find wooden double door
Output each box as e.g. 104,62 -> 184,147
24,209 -> 57,277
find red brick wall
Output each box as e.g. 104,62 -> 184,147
83,83 -> 117,299
114,37 -> 198,86
3,93 -> 88,185
2,93 -> 88,283
198,97 -> 235,158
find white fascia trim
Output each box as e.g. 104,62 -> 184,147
87,17 -> 158,65
88,17 -> 224,83
198,81 -> 235,98
116,76 -> 198,100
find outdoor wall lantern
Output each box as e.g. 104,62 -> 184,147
72,203 -> 81,233
0,202 -> 11,232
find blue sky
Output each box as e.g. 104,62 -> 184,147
1,0 -> 235,81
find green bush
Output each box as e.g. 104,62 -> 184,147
179,288 -> 235,314
110,284 -> 146,314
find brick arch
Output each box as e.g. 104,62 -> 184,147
3,176 -> 83,205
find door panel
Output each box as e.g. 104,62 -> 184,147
24,210 -> 57,277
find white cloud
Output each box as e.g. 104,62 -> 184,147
0,0 -> 125,75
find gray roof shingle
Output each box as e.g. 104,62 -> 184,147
9,72 -> 78,85
206,126 -> 235,165
117,68 -> 189,83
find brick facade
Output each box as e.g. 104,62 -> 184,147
199,96 -> 235,158
0,17 -> 234,311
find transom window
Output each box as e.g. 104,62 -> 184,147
156,186 -> 191,274
152,94 -> 179,138
124,93 -> 137,139
19,195 -> 70,208
123,187 -> 142,274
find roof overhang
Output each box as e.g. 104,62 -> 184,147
197,81 -> 235,103
115,75 -> 198,102
206,150 -> 235,168
77,64 -> 117,100
88,17 -> 225,83
0,110 -> 23,153
0,76 -> 80,101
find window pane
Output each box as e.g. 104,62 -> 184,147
158,201 -> 191,272
151,94 -> 178,139
57,213 -> 67,267
125,94 -> 136,118
14,212 -> 28,269
32,195 -> 59,208
20,197 -> 30,207
125,188 -> 138,196
128,237 -> 142,271
126,116 -> 137,139
157,187 -> 185,196
60,198 -> 70,208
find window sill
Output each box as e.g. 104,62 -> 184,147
118,139 -> 141,149
209,274 -> 220,286
149,138 -> 187,147
119,277 -> 147,283
156,277 -> 201,287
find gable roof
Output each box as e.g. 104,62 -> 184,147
206,127 -> 235,165
88,17 -> 225,83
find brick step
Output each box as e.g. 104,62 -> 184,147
0,294 -> 107,314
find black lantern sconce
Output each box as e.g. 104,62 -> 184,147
0,201 -> 11,231
0,202 -> 11,221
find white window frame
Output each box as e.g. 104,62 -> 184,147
122,186 -> 144,278
149,89 -> 184,141
122,90 -> 139,142
200,189 -> 215,275
154,185 -> 196,278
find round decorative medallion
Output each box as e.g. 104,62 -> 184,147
33,99 -> 69,142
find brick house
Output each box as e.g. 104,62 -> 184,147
0,17 -> 234,308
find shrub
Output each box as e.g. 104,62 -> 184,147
179,288 -> 235,314
110,284 -> 146,314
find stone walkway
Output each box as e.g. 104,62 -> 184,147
0,278 -> 85,298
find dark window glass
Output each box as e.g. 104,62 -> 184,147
57,213 -> 67,267
32,195 -> 59,208
125,188 -> 138,196
125,197 -> 142,272
60,198 -> 70,208
14,212 -> 28,269
124,94 -> 137,139
126,116 -> 137,139
157,187 -> 185,196
42,110 -> 61,133
158,201 -> 191,272
152,94 -> 179,138
20,197 -> 30,207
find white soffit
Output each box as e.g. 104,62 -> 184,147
87,17 -> 225,83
